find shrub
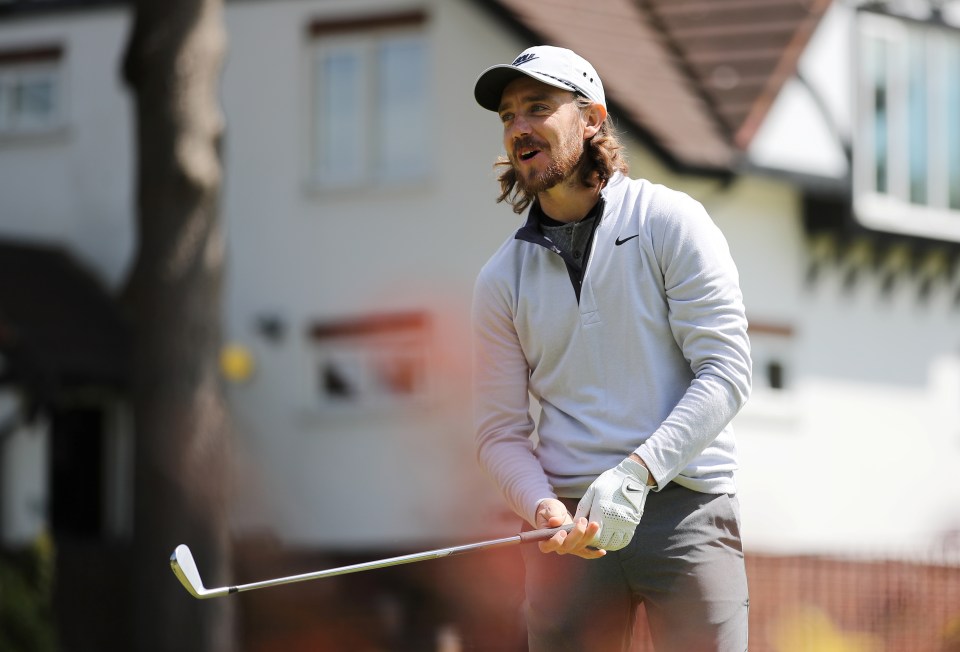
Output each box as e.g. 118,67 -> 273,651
0,531 -> 57,652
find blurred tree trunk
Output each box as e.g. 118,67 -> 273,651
121,0 -> 234,650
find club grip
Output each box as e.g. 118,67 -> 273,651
517,523 -> 575,544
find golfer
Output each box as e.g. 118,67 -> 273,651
471,45 -> 752,651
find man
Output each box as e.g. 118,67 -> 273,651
471,45 -> 752,651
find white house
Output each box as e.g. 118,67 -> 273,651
1,0 -> 959,568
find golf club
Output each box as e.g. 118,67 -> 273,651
171,523 -> 576,599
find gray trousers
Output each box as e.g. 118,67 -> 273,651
521,485 -> 749,652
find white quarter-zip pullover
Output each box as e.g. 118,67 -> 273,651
472,172 -> 752,526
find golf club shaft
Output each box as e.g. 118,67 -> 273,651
228,523 -> 574,595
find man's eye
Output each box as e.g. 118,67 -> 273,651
500,113 -> 513,123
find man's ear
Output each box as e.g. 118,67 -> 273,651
582,102 -> 607,140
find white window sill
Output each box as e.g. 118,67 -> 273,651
855,193 -> 960,243
0,124 -> 70,146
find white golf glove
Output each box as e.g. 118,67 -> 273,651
574,457 -> 651,551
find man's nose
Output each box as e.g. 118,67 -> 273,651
507,114 -> 531,139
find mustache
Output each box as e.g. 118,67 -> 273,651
512,136 -> 549,158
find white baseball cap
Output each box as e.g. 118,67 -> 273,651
474,45 -> 606,112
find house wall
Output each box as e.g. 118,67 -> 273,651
633,134 -> 960,557
748,0 -> 852,180
0,8 -> 133,546
1,0 -> 958,558
734,0 -> 960,555
0,8 -> 134,286
217,0 -> 530,546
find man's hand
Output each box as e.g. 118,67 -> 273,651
534,498 -> 606,559
574,457 -> 651,551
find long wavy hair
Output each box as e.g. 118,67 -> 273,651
495,96 -> 629,214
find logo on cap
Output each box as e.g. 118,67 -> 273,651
512,53 -> 539,66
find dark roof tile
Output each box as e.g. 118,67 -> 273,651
645,0 -> 831,148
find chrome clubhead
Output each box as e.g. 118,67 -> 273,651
170,544 -> 230,599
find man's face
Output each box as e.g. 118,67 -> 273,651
498,76 -> 586,194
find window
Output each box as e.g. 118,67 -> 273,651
309,12 -> 429,188
0,45 -> 63,137
308,311 -> 432,410
747,322 -> 794,392
854,12 -> 960,241
734,321 -> 799,431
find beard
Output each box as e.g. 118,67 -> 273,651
511,133 -> 585,195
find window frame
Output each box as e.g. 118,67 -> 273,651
306,11 -> 431,190
853,11 -> 960,242
304,311 -> 434,414
0,45 -> 65,138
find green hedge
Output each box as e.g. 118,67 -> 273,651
0,531 -> 57,652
